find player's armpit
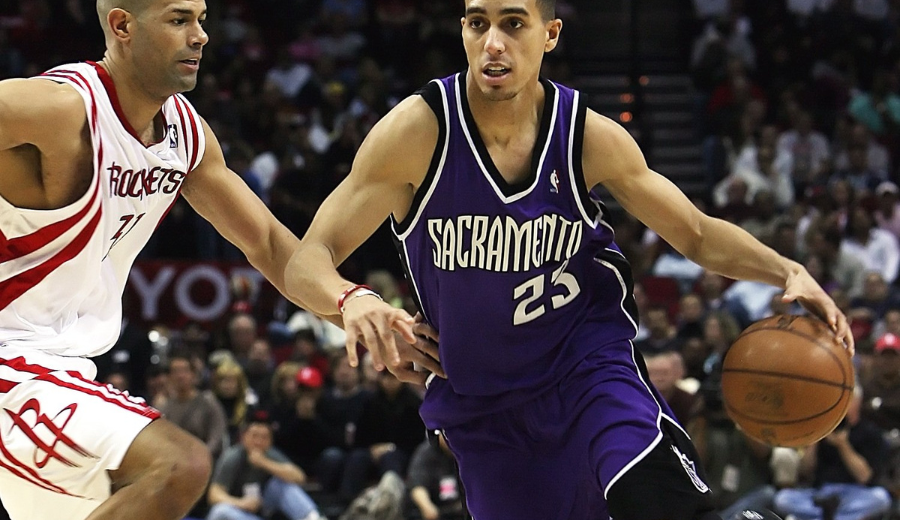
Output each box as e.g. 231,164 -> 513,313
0,78 -> 86,151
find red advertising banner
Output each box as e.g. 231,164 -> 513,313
124,261 -> 281,327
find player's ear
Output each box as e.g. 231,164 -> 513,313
545,19 -> 562,53
107,8 -> 133,42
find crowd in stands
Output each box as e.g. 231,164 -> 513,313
4,0 -> 900,518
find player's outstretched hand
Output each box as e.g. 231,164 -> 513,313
782,267 -> 854,355
341,294 -> 416,369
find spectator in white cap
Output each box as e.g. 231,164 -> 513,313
874,181 -> 900,240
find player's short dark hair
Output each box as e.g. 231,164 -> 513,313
536,0 -> 556,20
463,0 -> 556,21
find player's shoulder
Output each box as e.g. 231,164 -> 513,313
582,108 -> 647,185
366,94 -> 438,153
0,77 -> 87,145
2,76 -> 84,114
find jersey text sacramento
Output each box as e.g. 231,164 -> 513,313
426,214 -> 583,273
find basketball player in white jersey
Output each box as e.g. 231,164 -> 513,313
0,1 -> 441,519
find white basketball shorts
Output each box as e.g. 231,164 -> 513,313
0,346 -> 159,520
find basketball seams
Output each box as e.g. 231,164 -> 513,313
722,315 -> 855,446
729,325 -> 851,388
720,367 -> 853,390
724,391 -> 850,426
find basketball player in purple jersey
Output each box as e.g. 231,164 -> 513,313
288,0 -> 853,518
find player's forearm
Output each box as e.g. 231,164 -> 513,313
284,241 -> 356,320
689,216 -> 801,289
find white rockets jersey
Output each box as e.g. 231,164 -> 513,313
0,61 -> 205,357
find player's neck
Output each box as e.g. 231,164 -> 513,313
97,58 -> 167,143
465,74 -> 544,143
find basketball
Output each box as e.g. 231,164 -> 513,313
721,314 -> 854,448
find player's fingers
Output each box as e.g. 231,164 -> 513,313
413,334 -> 441,362
408,345 -> 445,378
391,312 -> 417,344
388,364 -> 428,386
360,323 -> 386,371
343,325 -> 361,368
382,326 -> 403,367
412,319 -> 440,344
835,312 -> 855,355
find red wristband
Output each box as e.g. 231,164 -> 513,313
338,284 -> 375,314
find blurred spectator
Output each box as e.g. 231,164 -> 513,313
847,68 -> 900,136
645,351 -> 702,427
159,351 -> 228,461
831,143 -> 887,194
273,367 -> 346,494
700,420 -> 776,520
807,225 -> 867,298
227,313 -> 259,366
873,181 -> 900,239
245,338 -> 274,407
714,144 -> 794,210
778,110 -> 831,191
698,271 -> 752,327
319,352 -> 372,451
841,206 -> 900,284
340,371 -> 424,501
634,305 -> 681,356
264,49 -> 315,100
773,386 -> 891,520
405,437 -> 465,520
677,293 -> 707,340
849,272 -> 900,323
740,190 -> 782,243
833,123 -> 891,175
267,361 -> 303,430
207,411 -> 322,520
212,359 -> 259,445
862,333 -> 900,431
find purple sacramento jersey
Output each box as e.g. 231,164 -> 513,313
392,73 -> 638,399
392,74 -> 712,520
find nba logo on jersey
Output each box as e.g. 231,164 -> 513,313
550,170 -> 560,193
168,124 -> 179,148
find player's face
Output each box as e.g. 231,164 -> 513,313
131,0 -> 208,96
461,0 -> 561,101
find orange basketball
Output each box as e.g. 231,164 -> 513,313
721,314 -> 854,448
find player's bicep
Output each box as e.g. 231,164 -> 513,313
584,111 -> 704,258
304,158 -> 410,267
303,96 -> 435,266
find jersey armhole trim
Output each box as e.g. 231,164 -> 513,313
392,79 -> 450,240
567,90 -> 601,228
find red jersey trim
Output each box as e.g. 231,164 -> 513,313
175,94 -> 202,172
0,205 -> 102,311
0,180 -> 100,263
39,372 -> 160,418
86,61 -> 168,148
0,440 -> 75,496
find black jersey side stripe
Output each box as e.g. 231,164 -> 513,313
392,80 -> 450,238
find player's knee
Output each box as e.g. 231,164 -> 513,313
155,435 -> 211,505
